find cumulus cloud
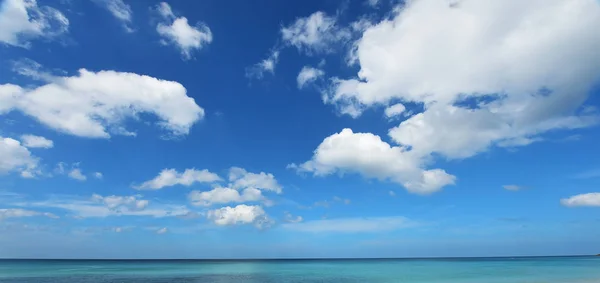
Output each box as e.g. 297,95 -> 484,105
0,67 -> 205,138
67,168 -> 86,181
228,167 -> 283,194
309,0 -> 600,193
0,137 -> 39,178
207,204 -> 271,228
281,216 -> 413,233
0,208 -> 58,220
290,128 -> 455,194
188,186 -> 264,207
383,103 -> 406,119
135,168 -> 221,190
297,66 -> 324,89
281,11 -> 350,55
155,2 -> 212,60
561,193 -> 600,207
93,172 -> 103,179
20,134 -> 53,148
54,162 -> 94,181
156,227 -> 168,234
326,0 -> 600,115
0,0 -> 69,47
93,0 -> 134,32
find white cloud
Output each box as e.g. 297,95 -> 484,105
0,0 -> 69,47
572,169 -> 600,179
188,186 -> 264,207
323,0 -> 600,152
297,66 -> 324,89
156,227 -> 168,234
326,0 -> 600,112
281,11 -> 350,54
94,0 -> 134,32
387,104 -> 593,160
135,168 -> 221,190
67,168 -> 86,181
281,216 -> 413,233
310,0 -> 600,193
383,103 -> 405,119
21,194 -> 187,218
54,162 -> 94,181
503,185 -> 521,191
20,134 -> 53,148
283,211 -> 303,223
0,137 -> 39,178
246,49 -> 280,79
207,204 -> 271,228
389,190 -> 395,196
155,2 -> 212,60
11,58 -> 55,82
560,193 -> 600,207
0,208 -> 57,220
93,172 -> 103,179
91,194 -> 148,210
366,0 -> 379,7
333,196 -> 351,205
290,128 -> 455,194
228,167 -> 282,194
0,68 -> 205,138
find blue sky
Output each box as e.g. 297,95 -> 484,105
0,0 -> 600,259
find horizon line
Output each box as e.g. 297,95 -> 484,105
0,255 -> 596,261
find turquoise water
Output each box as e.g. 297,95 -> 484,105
1,257 -> 599,282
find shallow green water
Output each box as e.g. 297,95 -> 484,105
1,256 -> 599,282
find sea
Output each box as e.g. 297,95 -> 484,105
0,256 -> 599,282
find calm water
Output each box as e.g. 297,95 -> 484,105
1,257 -> 599,283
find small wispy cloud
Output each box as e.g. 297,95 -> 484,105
281,216 -> 415,233
571,168 -> 600,179
503,185 -> 523,191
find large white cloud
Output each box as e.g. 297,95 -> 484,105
306,0 -> 600,193
135,168 -> 221,190
561,193 -> 600,207
0,0 -> 69,47
291,128 -> 455,194
0,68 -> 205,138
155,2 -> 212,60
228,167 -> 282,194
188,187 -> 263,207
0,137 -> 39,178
327,0 -> 600,111
281,11 -> 349,55
206,204 -> 270,228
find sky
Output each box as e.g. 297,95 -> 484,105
0,0 -> 600,259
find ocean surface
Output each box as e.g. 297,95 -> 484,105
1,257 -> 599,282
